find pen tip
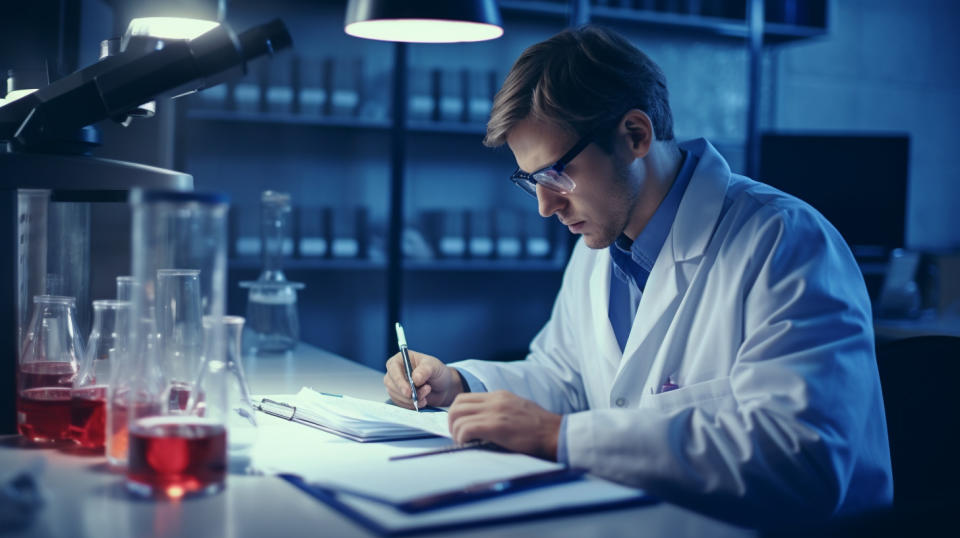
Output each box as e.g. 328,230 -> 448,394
414,401 -> 420,412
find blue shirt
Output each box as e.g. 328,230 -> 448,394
608,148 -> 697,352
458,148 -> 699,464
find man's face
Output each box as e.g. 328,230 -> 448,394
507,117 -> 641,249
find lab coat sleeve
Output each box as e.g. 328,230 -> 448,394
449,242 -> 590,415
564,205 -> 887,525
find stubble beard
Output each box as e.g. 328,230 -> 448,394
583,160 -> 641,249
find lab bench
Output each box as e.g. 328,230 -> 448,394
0,343 -> 755,538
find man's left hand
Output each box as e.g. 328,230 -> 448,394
447,390 -> 563,461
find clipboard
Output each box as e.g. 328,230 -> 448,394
256,397 -> 437,443
280,470 -> 655,536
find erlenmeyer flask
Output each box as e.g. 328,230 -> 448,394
69,300 -> 131,449
17,295 -> 84,443
106,315 -> 163,467
223,316 -> 257,455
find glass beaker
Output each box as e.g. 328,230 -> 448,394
116,276 -> 139,302
126,190 -> 228,499
17,295 -> 84,443
68,300 -> 131,450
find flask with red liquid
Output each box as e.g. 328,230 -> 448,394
106,315 -> 163,467
125,190 -> 229,499
17,295 -> 84,443
69,299 -> 131,450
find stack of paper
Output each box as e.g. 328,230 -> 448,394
263,387 -> 451,442
249,393 -> 655,535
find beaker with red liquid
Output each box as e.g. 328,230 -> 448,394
125,190 -> 228,498
69,299 -> 131,450
127,416 -> 227,498
17,295 -> 84,443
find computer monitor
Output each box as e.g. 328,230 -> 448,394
759,133 -> 910,256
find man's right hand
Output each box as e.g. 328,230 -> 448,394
384,350 -> 464,409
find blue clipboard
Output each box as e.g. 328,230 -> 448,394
280,469 -> 656,536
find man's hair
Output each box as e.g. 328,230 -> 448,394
484,25 -> 674,151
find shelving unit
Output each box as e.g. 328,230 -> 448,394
176,0 -> 828,367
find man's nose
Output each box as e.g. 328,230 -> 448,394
536,186 -> 567,218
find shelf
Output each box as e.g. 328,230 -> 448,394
590,5 -> 827,44
407,120 -> 486,136
228,257 -> 565,272
229,258 -> 385,271
187,109 -> 488,136
500,0 -> 572,19
404,259 -> 565,272
498,1 -> 828,44
186,109 -> 391,131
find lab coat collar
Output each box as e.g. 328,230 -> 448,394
606,138 -> 732,386
670,138 -> 732,263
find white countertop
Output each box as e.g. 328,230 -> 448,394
1,344 -> 753,538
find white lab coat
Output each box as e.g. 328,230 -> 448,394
452,139 -> 893,525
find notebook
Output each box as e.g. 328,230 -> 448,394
255,387 -> 450,442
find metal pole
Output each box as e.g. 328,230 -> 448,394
745,0 -> 765,178
569,0 -> 590,27
386,42 -> 408,365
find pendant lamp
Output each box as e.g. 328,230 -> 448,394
344,0 -> 503,43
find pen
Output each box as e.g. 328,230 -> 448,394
395,322 -> 419,412
388,440 -> 502,461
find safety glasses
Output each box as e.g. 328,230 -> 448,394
509,135 -> 592,198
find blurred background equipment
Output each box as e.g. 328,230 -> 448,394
240,191 -> 305,355
0,7 -> 292,436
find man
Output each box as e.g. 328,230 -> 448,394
383,26 -> 892,525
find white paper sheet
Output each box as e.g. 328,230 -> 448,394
249,397 -> 652,534
250,408 -> 563,503
295,388 -> 451,438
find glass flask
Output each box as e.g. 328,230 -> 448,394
222,316 -> 257,455
106,315 -> 162,468
240,190 -> 304,354
69,300 -> 131,450
17,295 -> 84,443
126,190 -> 229,499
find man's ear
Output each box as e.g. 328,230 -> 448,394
618,109 -> 654,159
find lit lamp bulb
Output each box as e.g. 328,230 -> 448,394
344,0 -> 503,43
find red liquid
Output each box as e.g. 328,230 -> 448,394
18,361 -> 76,388
68,386 -> 107,449
127,418 -> 226,498
17,387 -> 73,442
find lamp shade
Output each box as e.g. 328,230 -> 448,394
345,0 -> 503,43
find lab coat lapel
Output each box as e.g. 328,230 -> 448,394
589,251 -> 623,370
612,139 -> 732,389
